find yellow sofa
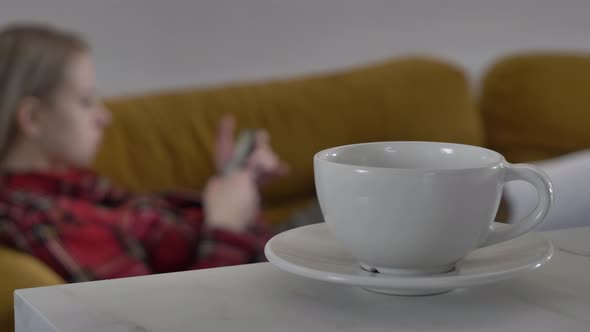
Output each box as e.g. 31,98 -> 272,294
1,52 -> 589,331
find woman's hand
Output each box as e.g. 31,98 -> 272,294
203,114 -> 288,232
214,115 -> 289,186
203,170 -> 259,232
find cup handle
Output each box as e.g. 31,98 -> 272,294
480,163 -> 554,247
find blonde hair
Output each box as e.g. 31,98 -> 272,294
0,23 -> 88,158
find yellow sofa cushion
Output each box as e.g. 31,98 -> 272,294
94,56 -> 483,223
95,56 -> 483,193
481,52 -> 590,162
0,247 -> 64,332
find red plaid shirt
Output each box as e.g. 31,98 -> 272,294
0,169 -> 273,282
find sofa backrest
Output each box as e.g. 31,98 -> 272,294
94,56 -> 484,203
481,52 -> 590,163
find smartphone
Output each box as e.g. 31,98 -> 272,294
221,129 -> 257,176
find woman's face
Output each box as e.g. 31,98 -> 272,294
35,52 -> 111,168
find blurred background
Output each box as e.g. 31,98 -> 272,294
3,0 -> 589,230
1,0 -> 589,227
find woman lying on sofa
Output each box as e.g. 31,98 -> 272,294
0,24 -> 290,282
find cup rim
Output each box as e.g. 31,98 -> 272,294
314,141 -> 506,172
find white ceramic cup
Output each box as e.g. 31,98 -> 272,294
314,141 -> 553,276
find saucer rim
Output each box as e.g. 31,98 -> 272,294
264,223 -> 554,290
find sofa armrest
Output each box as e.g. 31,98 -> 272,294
0,247 -> 64,332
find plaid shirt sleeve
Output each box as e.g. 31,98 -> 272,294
121,192 -> 274,274
0,170 -> 274,282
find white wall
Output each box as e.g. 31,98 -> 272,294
1,0 -> 589,96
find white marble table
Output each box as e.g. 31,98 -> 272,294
15,227 -> 590,332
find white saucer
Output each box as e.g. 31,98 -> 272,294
264,223 -> 554,296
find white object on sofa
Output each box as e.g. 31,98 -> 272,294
504,150 -> 590,230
